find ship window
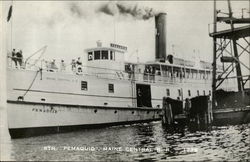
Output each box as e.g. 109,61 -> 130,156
81,81 -> 88,91
101,50 -> 108,60
203,90 -> 206,96
197,90 -> 199,96
188,90 -> 191,96
88,52 -> 93,61
110,51 -> 115,60
178,89 -> 181,96
94,51 -> 100,60
110,51 -> 113,60
166,89 -> 170,96
108,84 -> 114,93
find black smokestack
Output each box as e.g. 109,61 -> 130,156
155,13 -> 167,62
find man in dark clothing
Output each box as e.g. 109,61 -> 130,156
12,49 -> 17,67
76,57 -> 82,66
16,50 -> 23,68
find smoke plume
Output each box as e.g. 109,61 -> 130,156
98,2 -> 157,20
34,1 -> 160,28
69,2 -> 85,18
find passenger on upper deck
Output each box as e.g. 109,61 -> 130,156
71,59 -> 76,71
144,66 -> 156,82
16,50 -> 23,68
50,59 -> 58,72
143,66 -> 150,81
144,66 -> 149,75
11,49 -> 17,68
76,57 -> 82,66
151,66 -> 156,75
76,57 -> 83,75
60,60 -> 66,71
127,64 -> 135,79
151,66 -> 156,82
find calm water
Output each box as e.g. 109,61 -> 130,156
1,121 -> 249,161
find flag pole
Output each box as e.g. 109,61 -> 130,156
10,0 -> 13,51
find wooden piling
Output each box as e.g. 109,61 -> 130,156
162,97 -> 174,125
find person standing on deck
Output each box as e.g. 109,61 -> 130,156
76,57 -> 82,66
127,64 -> 132,79
152,66 -> 156,82
60,60 -> 66,71
50,59 -> 58,72
71,59 -> 76,71
76,57 -> 83,74
16,50 -> 23,68
11,49 -> 17,68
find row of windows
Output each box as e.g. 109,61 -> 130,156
166,89 -> 211,97
88,50 -> 115,61
82,80 -> 211,97
160,70 -> 211,80
81,81 -> 114,93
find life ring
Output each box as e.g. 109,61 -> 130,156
76,66 -> 83,75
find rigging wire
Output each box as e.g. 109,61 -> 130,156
21,69 -> 41,98
24,45 -> 47,68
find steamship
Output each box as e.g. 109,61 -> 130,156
6,13 -> 232,138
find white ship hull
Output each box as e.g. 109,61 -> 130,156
7,68 -> 163,138
7,100 -> 160,138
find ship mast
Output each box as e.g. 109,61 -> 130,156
7,0 -> 14,51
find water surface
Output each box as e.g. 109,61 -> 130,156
1,121 -> 249,161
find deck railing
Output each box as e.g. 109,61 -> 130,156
7,56 -> 212,84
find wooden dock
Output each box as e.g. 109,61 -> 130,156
161,96 -> 250,127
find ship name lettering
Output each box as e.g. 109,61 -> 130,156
46,77 -> 56,80
32,107 -> 57,113
63,146 -> 95,151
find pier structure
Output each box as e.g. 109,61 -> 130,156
209,0 -> 250,109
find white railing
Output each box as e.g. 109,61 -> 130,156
7,56 -> 212,84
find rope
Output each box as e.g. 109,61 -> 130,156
25,45 -> 47,68
22,69 -> 41,98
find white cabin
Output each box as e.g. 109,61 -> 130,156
85,42 -> 127,72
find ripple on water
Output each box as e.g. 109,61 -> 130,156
2,122 -> 250,161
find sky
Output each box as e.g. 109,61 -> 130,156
2,0 -> 249,68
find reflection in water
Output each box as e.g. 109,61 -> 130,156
1,121 -> 250,161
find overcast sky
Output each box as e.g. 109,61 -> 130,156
2,1 -> 249,66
